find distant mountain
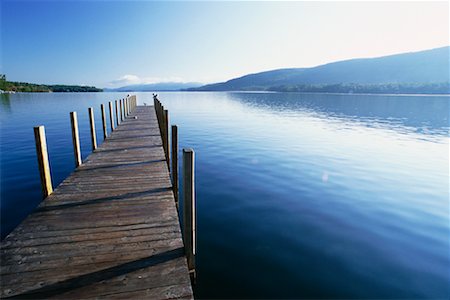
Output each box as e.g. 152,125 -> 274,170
190,47 -> 450,94
105,82 -> 203,92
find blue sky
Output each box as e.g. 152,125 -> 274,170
1,1 -> 448,88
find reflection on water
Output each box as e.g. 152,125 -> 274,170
0,92 -> 449,299
229,92 -> 449,139
0,94 -> 12,112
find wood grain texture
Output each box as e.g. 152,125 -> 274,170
120,99 -> 124,122
101,104 -> 107,140
1,106 -> 193,299
182,149 -> 195,273
70,111 -> 82,167
88,107 -> 97,151
109,101 -> 114,132
115,100 -> 120,126
171,125 -> 179,207
33,126 -> 53,199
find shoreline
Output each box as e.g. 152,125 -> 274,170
3,90 -> 449,97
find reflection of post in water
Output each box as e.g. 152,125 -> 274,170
0,94 -> 11,112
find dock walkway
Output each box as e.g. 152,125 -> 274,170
1,106 -> 193,299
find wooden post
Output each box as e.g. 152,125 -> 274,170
122,98 -> 126,119
115,100 -> 120,126
123,98 -> 126,118
88,107 -> 97,151
120,99 -> 123,122
158,104 -> 164,152
70,112 -> 82,167
171,125 -> 178,207
109,101 -> 114,131
122,98 -> 127,120
125,98 -> 129,116
163,109 -> 170,169
160,105 -> 165,135
157,103 -> 162,133
122,98 -> 126,118
101,104 -> 107,139
33,126 -> 53,199
160,103 -> 164,129
183,148 -> 196,276
157,102 -> 161,128
153,101 -> 157,121
153,98 -> 159,125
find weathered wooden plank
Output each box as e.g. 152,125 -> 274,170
1,225 -> 181,251
3,259 -> 192,299
1,105 -> 193,299
51,259 -> 191,299
1,238 -> 183,274
0,245 -> 185,296
0,240 -> 183,276
6,221 -> 178,241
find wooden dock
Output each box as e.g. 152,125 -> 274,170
0,103 -> 194,299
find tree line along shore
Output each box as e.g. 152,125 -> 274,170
0,75 -> 102,93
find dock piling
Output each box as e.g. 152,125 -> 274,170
109,101 -> 114,131
154,98 -> 160,130
33,126 -> 53,199
172,125 -> 179,207
160,103 -> 163,124
120,99 -> 124,122
163,109 -> 170,169
88,107 -> 97,151
123,99 -> 125,117
122,98 -> 125,118
115,100 -> 120,126
70,111 -> 82,167
101,104 -> 107,139
183,148 -> 196,278
122,98 -> 125,119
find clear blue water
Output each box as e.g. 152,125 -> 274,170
0,92 -> 449,298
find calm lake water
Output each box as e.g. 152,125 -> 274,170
0,92 -> 448,298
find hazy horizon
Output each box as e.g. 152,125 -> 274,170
1,1 -> 448,88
